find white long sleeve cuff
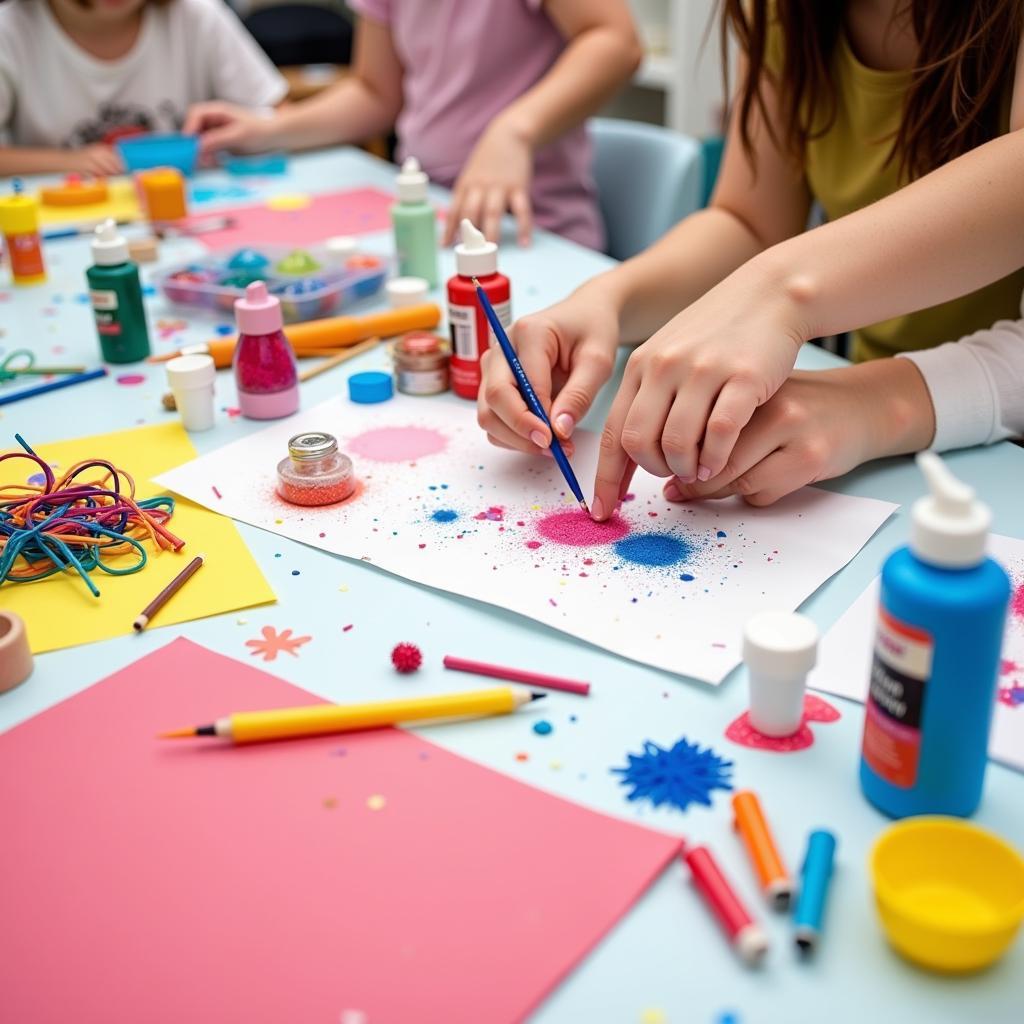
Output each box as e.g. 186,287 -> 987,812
898,297 -> 1024,452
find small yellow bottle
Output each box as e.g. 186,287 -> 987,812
0,189 -> 46,286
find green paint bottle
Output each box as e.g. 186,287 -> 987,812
391,157 -> 438,287
86,218 -> 151,363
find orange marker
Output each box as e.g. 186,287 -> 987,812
148,303 -> 441,369
732,790 -> 794,910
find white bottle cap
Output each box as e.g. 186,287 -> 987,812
743,611 -> 819,679
325,235 -> 358,263
166,354 -> 216,432
91,218 -> 129,266
454,218 -> 497,277
396,156 -> 428,203
911,452 -> 990,568
386,276 -> 429,307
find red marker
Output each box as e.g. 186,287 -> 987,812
683,845 -> 769,965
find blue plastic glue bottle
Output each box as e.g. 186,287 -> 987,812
860,452 -> 1010,818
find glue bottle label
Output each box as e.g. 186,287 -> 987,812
862,607 -> 932,787
90,290 -> 122,336
449,300 -> 511,360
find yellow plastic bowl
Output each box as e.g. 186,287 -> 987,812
870,817 -> 1024,972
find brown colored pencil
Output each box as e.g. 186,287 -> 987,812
133,554 -> 204,632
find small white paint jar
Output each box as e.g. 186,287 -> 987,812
165,353 -> 216,432
392,331 -> 450,396
743,611 -> 819,737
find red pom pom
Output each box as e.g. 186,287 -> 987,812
391,642 -> 422,674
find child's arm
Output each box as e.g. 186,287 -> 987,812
443,0 -> 643,245
184,17 -> 402,155
0,143 -> 122,178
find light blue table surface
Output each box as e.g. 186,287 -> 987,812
2,149 -> 1022,1023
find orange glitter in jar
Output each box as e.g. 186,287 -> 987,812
276,432 -> 356,506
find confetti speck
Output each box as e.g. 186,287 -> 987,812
366,794 -> 386,811
532,719 -> 553,736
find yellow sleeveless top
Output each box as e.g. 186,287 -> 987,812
768,28 -> 1024,361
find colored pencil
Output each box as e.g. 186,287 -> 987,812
443,655 -> 590,696
42,219 -> 133,241
297,337 -> 379,382
159,686 -> 546,743
1,364 -> 87,377
133,554 -> 204,633
0,368 -> 107,407
471,277 -> 589,515
732,791 -> 794,910
684,845 -> 769,966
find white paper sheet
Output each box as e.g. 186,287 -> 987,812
158,396 -> 896,683
809,532 -> 1024,772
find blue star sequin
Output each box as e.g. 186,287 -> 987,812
611,738 -> 734,811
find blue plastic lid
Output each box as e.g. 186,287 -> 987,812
348,371 -> 393,404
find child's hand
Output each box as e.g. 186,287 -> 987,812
477,290 -> 620,456
660,362 -> 935,506
445,120 -> 533,246
591,268 -> 808,520
183,102 -> 272,155
69,144 -> 123,177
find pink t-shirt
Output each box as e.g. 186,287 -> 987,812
349,0 -> 605,250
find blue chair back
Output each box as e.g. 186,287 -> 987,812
589,118 -> 704,261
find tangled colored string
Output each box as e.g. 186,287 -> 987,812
0,434 -> 183,598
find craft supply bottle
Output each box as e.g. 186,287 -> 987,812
743,611 -> 819,736
165,353 -> 216,432
276,432 -> 355,506
0,186 -> 46,285
392,331 -> 450,396
137,167 -> 187,221
391,156 -> 438,287
233,281 -> 299,419
86,219 -> 151,363
448,218 -> 511,400
860,452 -> 1010,819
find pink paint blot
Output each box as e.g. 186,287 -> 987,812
474,506 -> 504,522
525,540 -> 542,550
536,509 -> 629,547
349,426 -> 447,464
1001,659 -> 1021,676
725,695 -> 840,754
1011,583 -> 1024,620
115,373 -> 146,386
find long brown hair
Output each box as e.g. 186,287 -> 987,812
722,1 -> 1023,181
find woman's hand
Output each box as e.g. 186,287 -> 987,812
183,102 -> 275,156
444,118 -> 534,246
69,144 -> 123,177
477,287 -> 621,457
660,360 -> 936,507
591,263 -> 811,519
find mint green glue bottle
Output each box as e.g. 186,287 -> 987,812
391,156 -> 438,287
86,219 -> 151,363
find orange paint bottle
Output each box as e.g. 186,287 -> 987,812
0,191 -> 46,285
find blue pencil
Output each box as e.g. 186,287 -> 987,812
0,368 -> 107,407
471,277 -> 589,515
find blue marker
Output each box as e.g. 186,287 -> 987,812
471,276 -> 589,515
793,829 -> 836,953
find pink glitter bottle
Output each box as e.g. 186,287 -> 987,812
232,280 -> 299,419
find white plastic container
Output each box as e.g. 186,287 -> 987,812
166,353 -> 216,432
742,611 -> 819,737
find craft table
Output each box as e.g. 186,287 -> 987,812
2,149 -> 1022,1023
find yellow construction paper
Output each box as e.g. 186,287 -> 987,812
1,423 -> 275,654
37,178 -> 143,227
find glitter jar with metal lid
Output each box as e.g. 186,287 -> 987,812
276,431 -> 355,506
392,331 -> 450,396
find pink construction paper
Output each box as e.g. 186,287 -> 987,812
0,638 -> 680,1024
191,187 -> 396,250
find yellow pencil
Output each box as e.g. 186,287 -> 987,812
159,685 -> 543,743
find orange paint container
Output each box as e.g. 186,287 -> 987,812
732,790 -> 794,910
137,167 -> 187,221
0,193 -> 46,285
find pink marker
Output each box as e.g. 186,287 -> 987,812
443,655 -> 590,696
233,281 -> 299,420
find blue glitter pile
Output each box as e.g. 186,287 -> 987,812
611,737 -> 734,811
430,509 -> 458,523
614,533 -> 689,567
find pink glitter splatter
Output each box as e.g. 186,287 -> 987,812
1001,659 -> 1021,676
725,695 -> 840,753
1011,583 -> 1024,619
536,509 -> 629,547
525,540 -> 542,550
115,373 -> 146,386
474,506 -> 504,522
349,426 -> 447,463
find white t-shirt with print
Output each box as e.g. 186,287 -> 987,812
0,0 -> 287,148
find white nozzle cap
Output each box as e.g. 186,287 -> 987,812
165,353 -> 215,389
91,218 -> 129,265
324,235 -> 358,262
743,611 -> 819,679
396,156 -> 428,202
911,451 -> 990,567
455,218 -> 497,277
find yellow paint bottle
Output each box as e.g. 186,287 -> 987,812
0,191 -> 46,285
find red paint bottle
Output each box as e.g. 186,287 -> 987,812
447,218 -> 511,400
